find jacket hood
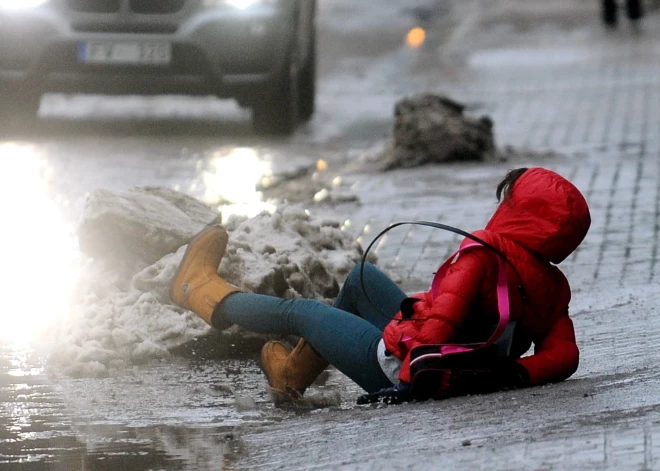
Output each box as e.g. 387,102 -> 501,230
485,168 -> 591,264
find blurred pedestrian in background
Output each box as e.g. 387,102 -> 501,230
602,0 -> 643,26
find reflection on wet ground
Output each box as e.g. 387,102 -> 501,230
0,343 -> 267,470
0,345 -> 197,470
3,111 -> 352,226
1,333 -> 350,470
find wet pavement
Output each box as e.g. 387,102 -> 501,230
4,0 -> 660,469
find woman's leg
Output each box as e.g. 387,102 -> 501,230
333,263 -> 407,331
603,0 -> 618,25
626,0 -> 643,20
219,293 -> 393,393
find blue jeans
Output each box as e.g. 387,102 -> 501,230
218,263 -> 406,393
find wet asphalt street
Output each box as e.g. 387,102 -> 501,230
4,0 -> 660,470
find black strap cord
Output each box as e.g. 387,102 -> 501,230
359,221 -> 528,317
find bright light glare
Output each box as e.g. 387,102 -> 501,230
226,0 -> 259,8
0,144 -> 79,346
0,0 -> 49,9
202,147 -> 275,219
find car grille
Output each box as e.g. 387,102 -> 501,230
66,0 -> 186,14
72,23 -> 179,33
67,0 -> 121,13
130,0 -> 186,14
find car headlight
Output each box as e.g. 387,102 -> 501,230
0,0 -> 49,9
203,0 -> 276,9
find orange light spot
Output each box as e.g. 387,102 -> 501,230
316,159 -> 328,171
405,27 -> 426,49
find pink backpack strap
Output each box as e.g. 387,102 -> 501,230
430,242 -> 510,349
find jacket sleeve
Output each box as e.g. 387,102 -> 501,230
384,250 -> 491,383
516,312 -> 579,385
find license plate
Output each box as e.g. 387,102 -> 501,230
78,41 -> 172,65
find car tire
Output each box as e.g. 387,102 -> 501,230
252,52 -> 300,136
298,26 -> 316,123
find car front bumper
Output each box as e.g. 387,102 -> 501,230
0,1 -> 295,98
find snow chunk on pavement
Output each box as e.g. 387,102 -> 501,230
78,186 -> 220,270
380,94 -> 499,170
49,187 -> 367,378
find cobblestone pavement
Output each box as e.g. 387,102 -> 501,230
234,1 -> 660,469
342,0 -> 660,295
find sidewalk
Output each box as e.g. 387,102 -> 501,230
236,1 -> 660,469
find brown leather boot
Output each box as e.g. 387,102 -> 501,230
260,339 -> 329,403
170,223 -> 241,326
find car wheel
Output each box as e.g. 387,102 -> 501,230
252,51 -> 300,136
298,26 -> 316,123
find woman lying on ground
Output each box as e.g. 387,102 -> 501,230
169,167 -> 591,404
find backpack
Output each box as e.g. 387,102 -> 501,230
361,221 -> 526,401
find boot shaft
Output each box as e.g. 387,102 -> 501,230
261,339 -> 329,401
170,224 -> 240,326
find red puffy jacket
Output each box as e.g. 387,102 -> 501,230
382,168 -> 591,385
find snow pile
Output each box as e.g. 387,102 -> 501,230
77,186 -> 220,271
48,187 -> 367,378
379,94 -> 499,170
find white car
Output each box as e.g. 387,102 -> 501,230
0,0 -> 317,134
